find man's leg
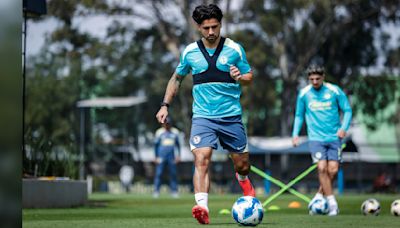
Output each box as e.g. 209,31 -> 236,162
192,147 -> 212,224
326,160 -> 339,216
317,160 -> 333,196
153,160 -> 165,198
310,185 -> 324,205
168,157 -> 179,198
230,152 -> 255,197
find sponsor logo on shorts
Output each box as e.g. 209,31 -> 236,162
192,135 -> 201,144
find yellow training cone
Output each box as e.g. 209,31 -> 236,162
268,205 -> 280,211
219,209 -> 231,214
288,201 -> 301,208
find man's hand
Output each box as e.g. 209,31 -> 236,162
174,156 -> 180,164
156,106 -> 168,124
292,136 -> 300,147
154,157 -> 162,164
337,129 -> 346,139
229,65 -> 242,81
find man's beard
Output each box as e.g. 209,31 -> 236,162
206,35 -> 218,43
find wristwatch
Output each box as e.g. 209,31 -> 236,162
160,102 -> 170,108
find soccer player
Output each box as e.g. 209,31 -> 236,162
153,117 -> 181,198
155,4 -> 255,224
292,65 -> 352,216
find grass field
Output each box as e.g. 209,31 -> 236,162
23,193 -> 399,228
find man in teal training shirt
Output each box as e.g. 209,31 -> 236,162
156,4 -> 255,224
292,65 -> 352,216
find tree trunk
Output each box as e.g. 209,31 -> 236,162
280,80 -> 298,137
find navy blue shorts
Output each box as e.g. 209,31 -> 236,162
309,140 -> 342,163
189,115 -> 247,153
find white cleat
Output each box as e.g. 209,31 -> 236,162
152,192 -> 160,198
171,192 -> 179,198
328,205 -> 339,216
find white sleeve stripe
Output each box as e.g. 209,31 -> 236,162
324,83 -> 340,95
155,128 -> 165,137
224,38 -> 243,60
181,42 -> 198,60
299,85 -> 312,98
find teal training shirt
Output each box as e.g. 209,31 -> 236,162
292,83 -> 352,142
175,38 -> 251,118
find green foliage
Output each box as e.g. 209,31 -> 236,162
351,76 -> 399,130
24,0 -> 400,177
235,0 -> 400,136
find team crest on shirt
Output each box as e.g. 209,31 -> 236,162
193,135 -> 201,144
324,93 -> 331,99
219,56 -> 228,65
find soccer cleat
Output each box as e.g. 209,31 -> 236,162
328,203 -> 339,216
192,205 -> 210,224
236,173 -> 256,197
171,192 -> 179,198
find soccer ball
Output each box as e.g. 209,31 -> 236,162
361,198 -> 380,215
308,198 -> 329,215
391,199 -> 400,216
232,196 -> 264,226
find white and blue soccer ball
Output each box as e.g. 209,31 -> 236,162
308,198 -> 329,215
390,199 -> 400,216
232,196 -> 264,226
361,198 -> 380,216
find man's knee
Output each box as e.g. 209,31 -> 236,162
328,166 -> 338,177
194,154 -> 210,168
317,164 -> 328,174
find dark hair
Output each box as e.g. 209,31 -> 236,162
306,65 -> 325,76
165,116 -> 172,124
192,4 -> 223,25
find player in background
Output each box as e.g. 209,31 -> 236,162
292,65 -> 352,216
153,117 -> 181,198
156,4 -> 255,225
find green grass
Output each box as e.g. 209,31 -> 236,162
23,193 -> 400,228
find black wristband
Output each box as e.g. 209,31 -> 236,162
160,102 -> 170,108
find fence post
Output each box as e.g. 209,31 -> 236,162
338,167 -> 344,195
264,169 -> 271,194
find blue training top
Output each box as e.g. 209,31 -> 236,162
154,127 -> 181,158
175,37 -> 251,118
292,83 -> 352,142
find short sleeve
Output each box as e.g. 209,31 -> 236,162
235,45 -> 251,74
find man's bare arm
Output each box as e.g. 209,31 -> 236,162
156,72 -> 184,123
238,71 -> 253,86
229,65 -> 253,86
162,72 -> 184,104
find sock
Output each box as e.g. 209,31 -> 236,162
195,193 -> 209,211
315,192 -> 324,199
327,195 -> 337,205
237,173 -> 248,181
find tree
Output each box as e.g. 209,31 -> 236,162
232,0 -> 400,136
24,0 -> 135,177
